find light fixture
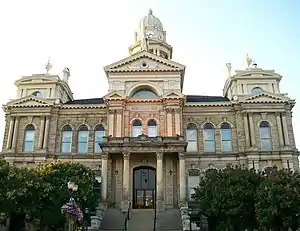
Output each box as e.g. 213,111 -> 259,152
73,184 -> 78,192
67,181 -> 74,190
115,170 -> 119,175
191,164 -> 196,169
169,170 -> 173,175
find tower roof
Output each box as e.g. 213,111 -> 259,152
139,9 -> 164,32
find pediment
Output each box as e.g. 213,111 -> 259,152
104,51 -> 185,75
239,92 -> 290,103
103,91 -> 125,100
5,96 -> 54,107
14,74 -> 59,86
163,91 -> 184,99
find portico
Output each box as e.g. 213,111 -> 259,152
100,135 -> 187,212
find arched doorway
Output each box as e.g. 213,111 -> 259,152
133,166 -> 156,209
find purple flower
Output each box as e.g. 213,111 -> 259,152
61,202 -> 83,223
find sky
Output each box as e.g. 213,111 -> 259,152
0,0 -> 299,150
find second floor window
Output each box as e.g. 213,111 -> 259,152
132,120 -> 142,137
186,123 -> 198,152
260,121 -> 272,150
78,125 -> 89,153
24,124 -> 35,152
147,120 -> 157,137
61,125 -> 72,153
221,122 -> 232,152
203,123 -> 215,152
94,124 -> 105,153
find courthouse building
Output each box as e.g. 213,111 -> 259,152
1,10 -> 299,212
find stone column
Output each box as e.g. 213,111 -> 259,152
243,113 -> 250,148
248,113 -> 256,148
11,116 -> 20,150
6,116 -> 15,149
174,109 -> 181,135
101,153 -> 108,202
167,109 -> 173,136
178,153 -> 186,205
156,152 -> 165,211
122,152 -> 130,211
38,117 -> 45,149
116,112 -> 122,137
281,113 -> 290,146
43,117 -> 50,149
276,113 -> 284,147
108,111 -> 114,136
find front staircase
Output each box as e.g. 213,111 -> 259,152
99,208 -> 182,231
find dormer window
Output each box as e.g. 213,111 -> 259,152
251,87 -> 263,94
32,91 -> 42,97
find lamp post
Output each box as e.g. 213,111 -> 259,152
67,181 -> 78,231
83,208 -> 89,231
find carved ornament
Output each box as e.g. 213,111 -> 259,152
178,152 -> 186,160
156,152 -> 163,160
123,152 -> 130,160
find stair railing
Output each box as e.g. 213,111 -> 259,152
122,202 -> 131,231
153,204 -> 157,231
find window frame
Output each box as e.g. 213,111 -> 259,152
220,122 -> 232,152
203,123 -> 215,152
185,123 -> 198,152
23,124 -> 35,152
259,121 -> 272,150
132,120 -> 143,137
77,125 -> 89,153
94,124 -> 105,153
147,119 -> 157,137
61,125 -> 73,153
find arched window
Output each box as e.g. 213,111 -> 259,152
188,168 -> 201,199
24,124 -> 35,152
221,122 -> 232,152
132,120 -> 142,137
132,89 -> 157,98
61,125 -> 72,153
251,87 -> 263,94
203,123 -> 215,152
77,125 -> 89,153
260,121 -> 272,150
32,91 -> 42,97
94,124 -> 105,153
147,120 -> 157,137
186,123 -> 197,152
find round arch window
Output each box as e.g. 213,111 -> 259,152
131,89 -> 158,98
251,87 -> 263,94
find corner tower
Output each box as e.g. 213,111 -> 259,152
128,9 -> 173,59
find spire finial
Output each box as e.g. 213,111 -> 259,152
246,53 -> 252,69
148,8 -> 153,15
45,56 -> 52,75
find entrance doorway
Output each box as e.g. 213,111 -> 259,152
133,166 -> 156,209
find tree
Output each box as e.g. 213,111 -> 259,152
193,166 -> 262,231
255,169 -> 300,231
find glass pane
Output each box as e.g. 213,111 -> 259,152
204,130 -> 214,141
260,127 -> 270,139
221,129 -> 231,141
147,127 -> 157,137
25,131 -> 35,141
261,139 -> 271,150
78,143 -> 87,153
94,142 -> 102,153
186,130 -> 197,141
95,131 -> 105,141
132,90 -> 157,98
148,170 -> 155,189
134,170 -> 142,189
188,176 -> 200,188
187,141 -> 197,152
141,170 -> 149,189
62,142 -> 71,153
222,141 -> 232,152
62,131 -> 72,142
132,127 -> 142,137
204,141 -> 215,152
24,141 -> 34,152
78,131 -> 89,142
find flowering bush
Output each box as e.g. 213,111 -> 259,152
61,200 -> 83,224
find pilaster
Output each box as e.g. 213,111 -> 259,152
156,152 -> 165,212
101,153 -> 109,202
6,116 -> 15,149
178,152 -> 186,205
122,152 -> 130,211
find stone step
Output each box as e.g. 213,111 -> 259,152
128,209 -> 154,231
156,209 -> 182,230
99,208 -> 126,230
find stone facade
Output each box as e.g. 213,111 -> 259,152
1,9 -> 299,212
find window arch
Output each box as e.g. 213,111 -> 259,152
94,124 -> 105,153
131,89 -> 158,98
188,168 -> 201,199
61,125 -> 72,153
185,123 -> 198,152
132,120 -> 142,137
203,123 -> 215,152
77,125 -> 89,153
260,121 -> 272,150
147,119 -> 157,137
220,122 -> 232,152
32,91 -> 42,97
24,124 -> 35,152
251,87 -> 263,94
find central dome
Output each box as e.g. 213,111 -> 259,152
139,9 -> 163,32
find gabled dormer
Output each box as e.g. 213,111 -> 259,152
223,56 -> 284,101
13,62 -> 73,104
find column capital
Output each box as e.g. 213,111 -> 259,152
275,112 -> 281,117
123,152 -> 130,160
101,153 -> 109,160
178,152 -> 186,160
156,152 -> 163,160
